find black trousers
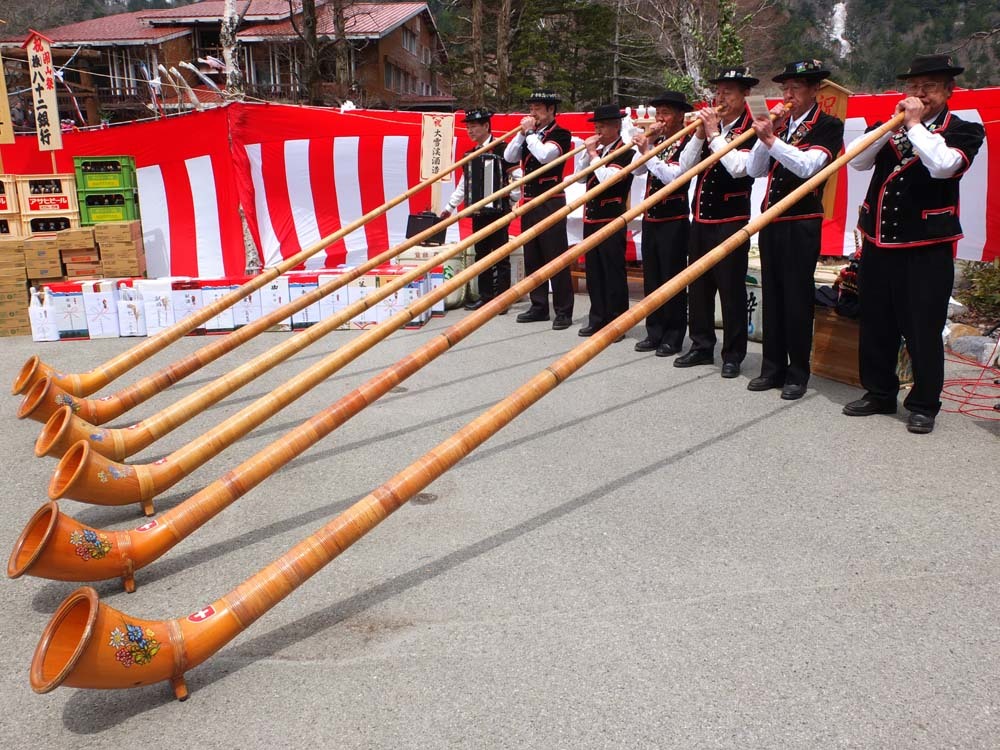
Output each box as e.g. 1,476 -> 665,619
640,218 -> 689,349
520,196 -> 574,319
858,239 -> 954,416
471,212 -> 511,301
582,222 -> 628,329
688,220 -> 749,364
758,218 -> 822,386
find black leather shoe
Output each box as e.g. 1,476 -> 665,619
842,398 -> 897,417
747,376 -> 782,392
720,362 -> 740,378
516,310 -> 549,323
498,308 -> 508,316
464,299 -> 486,311
780,383 -> 807,400
655,343 -> 680,357
635,338 -> 657,352
906,413 -> 935,434
552,315 -> 572,330
612,333 -> 625,343
673,350 -> 714,368
578,325 -> 597,337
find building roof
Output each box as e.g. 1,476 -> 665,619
146,0 -> 302,25
0,10 -> 189,47
237,3 -> 431,41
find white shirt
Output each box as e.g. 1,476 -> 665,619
446,135 -> 495,210
747,108 -> 831,180
502,122 -> 561,165
575,138 -> 636,184
631,136 -> 685,184
678,116 -> 751,178
847,113 -> 963,178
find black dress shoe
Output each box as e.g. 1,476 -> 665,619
673,350 -> 714,368
655,343 -> 680,357
464,299 -> 486,311
516,310 -> 549,323
578,325 -> 597,337
906,413 -> 935,434
747,376 -> 782,392
552,315 -> 572,330
720,362 -> 740,378
634,338 -> 657,352
498,308 -> 508,316
612,333 -> 625,343
842,397 -> 897,417
780,383 -> 807,400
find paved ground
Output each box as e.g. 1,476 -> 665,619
0,295 -> 997,748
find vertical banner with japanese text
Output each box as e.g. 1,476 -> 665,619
419,113 -> 454,213
22,30 -> 62,152
0,52 -> 15,145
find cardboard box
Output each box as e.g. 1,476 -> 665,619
60,249 -> 100,264
0,286 -> 28,305
56,227 -> 96,250
28,275 -> 65,286
24,236 -> 61,257
93,221 -> 142,243
0,323 -> 30,337
25,262 -> 64,280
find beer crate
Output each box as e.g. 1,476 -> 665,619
0,175 -> 19,213
74,156 -> 137,191
16,174 -> 78,215
80,189 -> 140,224
21,213 -> 80,236
0,216 -> 22,237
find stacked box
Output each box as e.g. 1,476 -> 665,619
21,214 -> 79,236
95,221 -> 146,277
57,227 -> 101,278
74,156 -> 136,191
80,189 -> 140,224
24,236 -> 64,282
0,175 -> 19,239
0,216 -> 21,238
0,239 -> 29,336
17,174 -> 78,215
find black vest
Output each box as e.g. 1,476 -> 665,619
692,107 -> 756,224
644,134 -> 691,222
857,109 -> 984,248
520,120 -> 573,199
583,138 -> 636,223
462,138 -> 515,215
759,105 -> 844,221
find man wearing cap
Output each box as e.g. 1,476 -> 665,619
574,104 -> 636,340
441,108 -> 517,311
843,54 -> 984,434
675,66 -> 758,378
503,91 -> 575,330
746,60 -> 844,400
631,91 -> 694,357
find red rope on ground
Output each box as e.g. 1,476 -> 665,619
942,345 -> 1000,420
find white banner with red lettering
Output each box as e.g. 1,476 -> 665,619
2,92 -> 997,277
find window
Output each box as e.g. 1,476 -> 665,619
402,27 -> 417,55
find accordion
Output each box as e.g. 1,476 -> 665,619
463,153 -> 508,212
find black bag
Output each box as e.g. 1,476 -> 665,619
405,211 -> 448,246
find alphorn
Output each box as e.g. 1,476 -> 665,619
19,141 -> 585,430
10,121 -> 694,590
43,128 -> 666,514
26,113 -> 908,700
11,126 -> 522,399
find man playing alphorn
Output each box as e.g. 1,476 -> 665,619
503,91 -> 575,330
441,108 -> 517,311
746,60 -> 844,400
574,104 -> 637,341
676,66 -> 759,379
631,91 -> 694,357
843,54 -> 984,434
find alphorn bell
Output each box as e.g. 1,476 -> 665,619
27,114 -> 908,700
19,141 -> 586,431
11,126 -> 522,399
11,122 -> 689,590
42,130 -> 653,513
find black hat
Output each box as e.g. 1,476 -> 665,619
526,90 -> 561,105
648,90 -> 693,112
897,54 -> 964,79
772,59 -> 831,83
708,66 -> 759,87
462,108 -> 493,124
587,104 -> 625,122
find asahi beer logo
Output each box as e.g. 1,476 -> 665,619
135,519 -> 158,532
187,605 -> 216,623
27,195 -> 70,212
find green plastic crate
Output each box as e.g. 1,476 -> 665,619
79,189 -> 140,224
74,156 -> 136,191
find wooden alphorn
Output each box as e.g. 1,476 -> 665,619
26,115 -> 907,700
43,127 -> 666,514
19,140 -> 585,429
11,124 -> 693,587
11,126 -> 522,399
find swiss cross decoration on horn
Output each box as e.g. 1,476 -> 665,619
21,30 -> 62,152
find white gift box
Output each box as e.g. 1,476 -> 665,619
316,272 -> 350,330
287,273 -> 320,330
81,279 -> 120,339
259,275 -> 291,331
28,286 -> 59,342
45,282 -> 89,340
116,283 -> 147,337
